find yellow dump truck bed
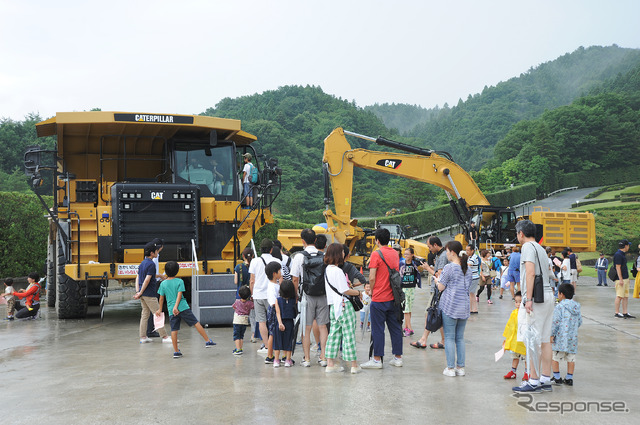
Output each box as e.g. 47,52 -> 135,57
529,207 -> 596,252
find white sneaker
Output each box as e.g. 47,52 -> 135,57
360,359 -> 383,369
257,347 -> 268,354
162,337 -> 173,344
325,365 -> 344,373
351,366 -> 362,374
301,360 -> 311,367
140,337 -> 152,344
318,359 -> 328,367
455,367 -> 466,376
389,357 -> 403,367
443,368 -> 456,377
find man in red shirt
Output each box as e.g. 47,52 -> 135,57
361,228 -> 403,369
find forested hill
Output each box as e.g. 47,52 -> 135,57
366,45 -> 640,170
476,59 -> 640,195
202,86 -> 421,217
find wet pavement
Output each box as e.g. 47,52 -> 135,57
1,276 -> 638,425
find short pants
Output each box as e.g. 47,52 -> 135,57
553,350 -> 576,362
615,279 -> 630,298
304,293 -> 330,326
402,287 -> 415,313
169,308 -> 199,331
254,298 -> 269,322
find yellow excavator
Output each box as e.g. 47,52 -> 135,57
278,128 -> 595,266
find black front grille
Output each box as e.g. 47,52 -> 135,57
111,183 -> 200,253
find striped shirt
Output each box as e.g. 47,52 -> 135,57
467,253 -> 480,280
439,263 -> 471,320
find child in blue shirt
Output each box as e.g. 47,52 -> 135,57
156,260 -> 216,358
551,283 -> 582,386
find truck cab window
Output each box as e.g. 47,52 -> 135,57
175,145 -> 237,199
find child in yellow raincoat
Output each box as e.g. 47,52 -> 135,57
502,291 -> 527,381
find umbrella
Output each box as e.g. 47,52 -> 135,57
521,311 -> 541,379
360,302 -> 370,341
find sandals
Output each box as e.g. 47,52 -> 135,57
410,341 -> 427,349
430,342 -> 445,349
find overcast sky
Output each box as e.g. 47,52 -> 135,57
1,0 -> 639,121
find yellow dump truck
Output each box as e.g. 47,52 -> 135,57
25,111 -> 281,321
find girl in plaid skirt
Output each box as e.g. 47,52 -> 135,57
324,243 -> 363,374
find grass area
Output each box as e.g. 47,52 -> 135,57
592,185 -> 640,200
573,200 -> 640,212
578,261 -> 634,278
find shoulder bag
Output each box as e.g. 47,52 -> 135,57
529,243 -> 545,303
426,288 -> 443,332
325,274 -> 363,312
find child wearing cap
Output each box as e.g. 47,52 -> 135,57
134,242 -> 171,344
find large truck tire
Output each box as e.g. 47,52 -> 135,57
46,237 -> 56,308
56,238 -> 88,319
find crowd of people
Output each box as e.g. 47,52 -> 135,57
4,223 -> 639,392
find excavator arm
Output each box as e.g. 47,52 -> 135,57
322,127 -> 489,244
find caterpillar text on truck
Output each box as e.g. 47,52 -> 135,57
278,127 -> 595,267
25,111 -> 281,322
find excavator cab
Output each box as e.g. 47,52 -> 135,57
475,206 -> 518,246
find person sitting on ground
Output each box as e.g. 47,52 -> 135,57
551,283 -> 582,386
502,291 -> 527,381
12,274 -> 42,320
156,261 -> 216,358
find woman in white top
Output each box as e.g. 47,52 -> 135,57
323,243 -> 362,374
561,251 -> 572,284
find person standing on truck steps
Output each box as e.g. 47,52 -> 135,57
134,242 -> 171,344
242,153 -> 254,208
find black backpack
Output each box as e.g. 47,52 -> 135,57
301,251 -> 326,296
377,249 -> 405,321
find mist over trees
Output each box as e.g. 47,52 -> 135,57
2,45 -> 639,218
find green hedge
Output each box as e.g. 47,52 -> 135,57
0,192 -> 51,277
592,204 -> 640,254
358,183 -> 537,234
562,166 -> 640,190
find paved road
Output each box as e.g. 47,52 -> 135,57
1,278 -> 639,424
514,187 -> 600,216
426,187 -> 600,244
